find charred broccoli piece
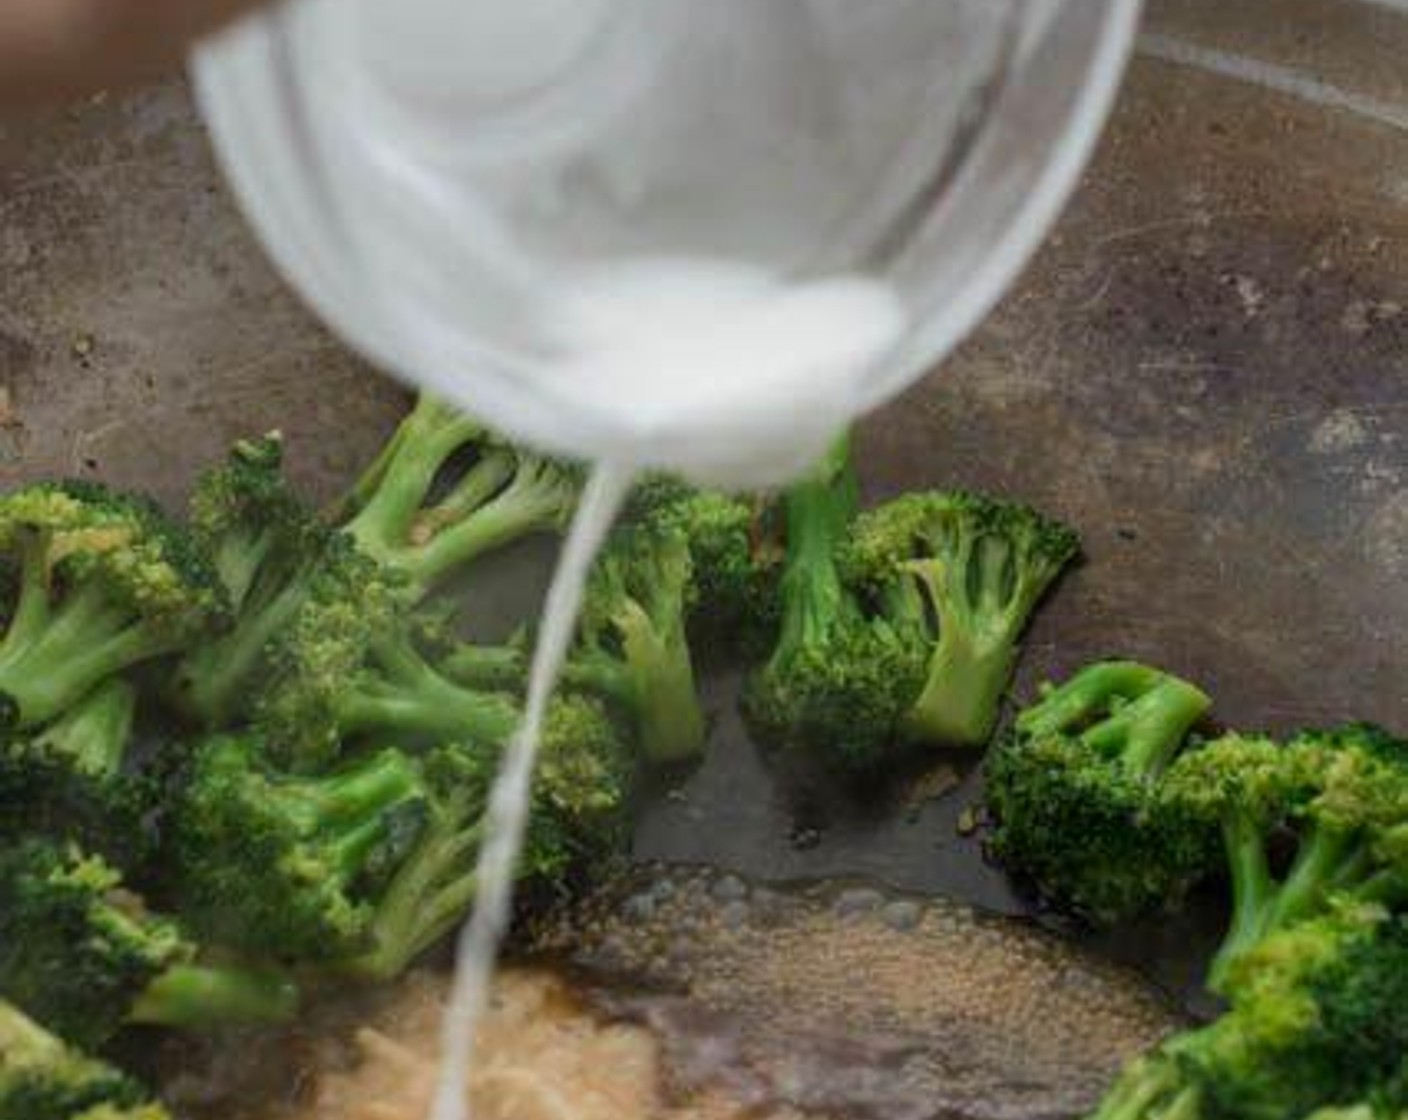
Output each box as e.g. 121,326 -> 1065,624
843,490 -> 1079,747
0,998 -> 149,1120
0,839 -> 297,1051
985,660 -> 1215,923
1089,901 -> 1408,1120
565,522 -> 707,766
0,679 -> 152,869
742,435 -> 924,771
0,481 -> 226,728
1165,723 -> 1408,991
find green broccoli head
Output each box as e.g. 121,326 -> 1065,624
843,490 -> 1080,747
339,395 -> 579,599
335,700 -> 628,983
567,522 -> 707,767
253,543 -> 409,769
0,998 -> 147,1120
742,434 -> 925,772
985,660 -> 1215,923
187,433 -> 312,604
625,474 -> 781,652
260,594 -> 537,771
0,838 -> 297,1050
1164,724 -> 1408,992
532,693 -> 632,858
0,481 -> 227,728
172,734 -> 430,961
0,838 -> 189,1049
172,434 -> 333,727
0,678 -> 153,870
1093,902 -> 1408,1120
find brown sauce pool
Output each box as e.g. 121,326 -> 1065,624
160,867 -> 1183,1120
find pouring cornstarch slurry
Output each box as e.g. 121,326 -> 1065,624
430,266 -> 907,1120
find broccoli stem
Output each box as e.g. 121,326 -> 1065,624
127,963 -> 299,1029
1209,820 -> 1365,991
174,556 -> 320,726
437,641 -> 526,692
1016,661 -> 1163,740
1209,813 -> 1277,990
333,636 -> 520,746
772,442 -> 856,664
1161,1088 -> 1203,1120
1085,678 -> 1213,778
900,556 -> 1018,745
615,600 -> 705,766
412,451 -> 516,534
1090,1057 -> 1181,1120
0,584 -> 178,727
1267,824 -> 1359,931
1090,1055 -> 1200,1120
285,753 -> 424,835
343,398 -> 482,568
1014,663 -> 1208,779
32,678 -> 135,777
337,812 -> 486,983
406,465 -> 570,594
208,524 -> 278,609
0,531 -> 53,662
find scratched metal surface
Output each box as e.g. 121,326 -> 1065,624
1,0 -> 1405,990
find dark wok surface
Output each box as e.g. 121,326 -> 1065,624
1,0 -> 1405,1000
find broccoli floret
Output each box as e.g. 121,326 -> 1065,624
251,553 -> 410,770
1165,723 -> 1408,991
742,436 -> 924,771
0,998 -> 148,1120
258,603 -> 527,768
843,490 -> 1079,747
0,839 -> 297,1051
1089,902 -> 1408,1120
334,703 -> 628,982
339,394 -> 579,600
565,523 -> 707,767
0,481 -> 226,728
173,410 -> 570,728
0,679 -> 152,869
625,474 -> 780,651
171,735 -> 430,960
169,434 -> 336,727
248,398 -> 580,766
985,660 -> 1215,923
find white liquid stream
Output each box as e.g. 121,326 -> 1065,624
429,266 -> 907,1120
331,2 -> 911,1114
429,461 -> 633,1120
